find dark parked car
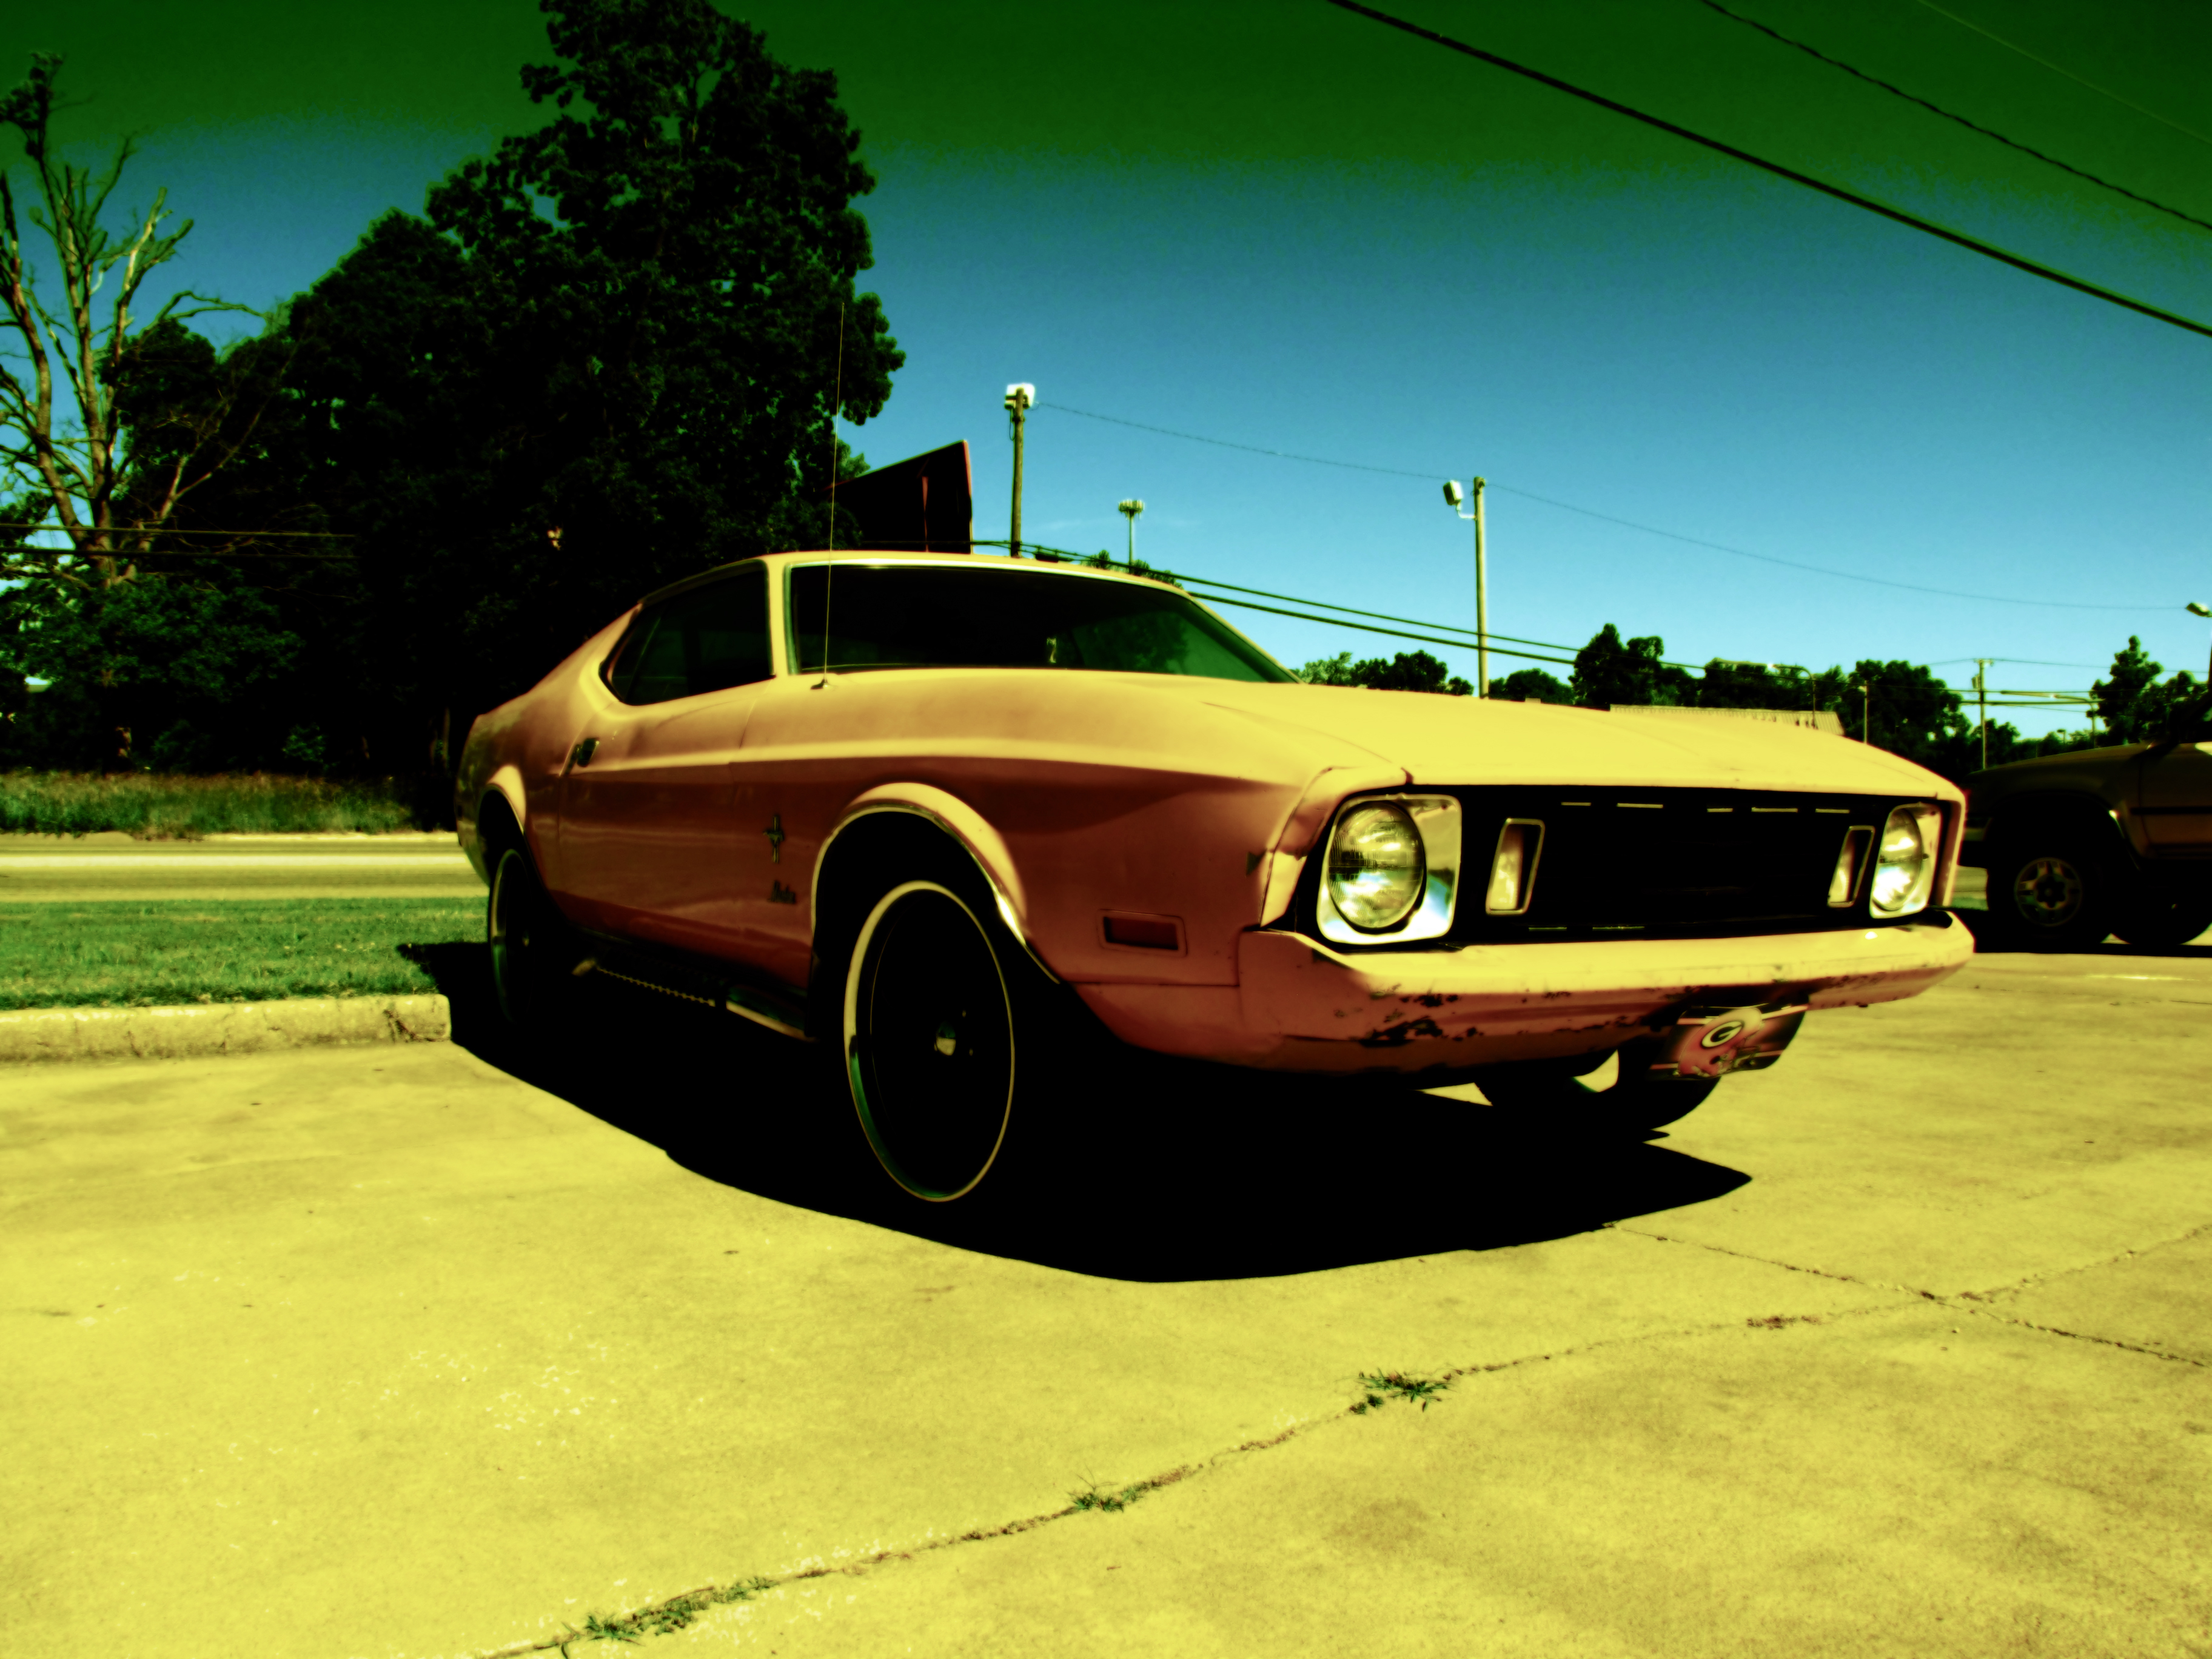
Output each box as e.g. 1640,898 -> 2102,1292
1964,697 -> 2212,950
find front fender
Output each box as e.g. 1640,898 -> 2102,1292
816,782 -> 1034,957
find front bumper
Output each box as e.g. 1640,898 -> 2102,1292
1072,913 -> 1972,1077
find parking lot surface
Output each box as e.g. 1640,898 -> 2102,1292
4,929 -> 2208,1658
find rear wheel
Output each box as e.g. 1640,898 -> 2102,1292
1473,1040 -> 1721,1133
1980,834 -> 2114,952
843,879 -> 1025,1201
488,844 -> 573,1030
2110,885 -> 2212,948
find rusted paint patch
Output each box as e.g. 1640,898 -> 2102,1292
1358,1016 -> 1446,1048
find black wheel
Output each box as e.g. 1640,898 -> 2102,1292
488,844 -> 574,1029
1981,835 -> 2114,952
1473,1039 -> 1721,1133
2110,885 -> 2212,948
843,879 -> 1024,1201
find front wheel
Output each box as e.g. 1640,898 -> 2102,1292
1473,1041 -> 1721,1133
843,879 -> 1023,1201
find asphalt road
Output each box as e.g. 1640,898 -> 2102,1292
0,833 -> 482,900
5,924 -> 2208,1658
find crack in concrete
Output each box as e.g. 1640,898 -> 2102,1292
1618,1224 -> 2210,1369
468,1230 -> 2208,1654
468,1305 -> 1915,1657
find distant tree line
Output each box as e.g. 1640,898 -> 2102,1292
1300,628 -> 2205,784
0,0 -> 897,790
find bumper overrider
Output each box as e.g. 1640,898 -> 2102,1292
1072,913 -> 1972,1078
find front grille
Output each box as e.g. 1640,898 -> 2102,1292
1429,786 -> 1918,943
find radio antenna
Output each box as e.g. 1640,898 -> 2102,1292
815,301 -> 845,689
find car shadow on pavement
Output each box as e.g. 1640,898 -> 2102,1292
404,942 -> 1751,1282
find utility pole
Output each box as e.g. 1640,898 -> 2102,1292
1857,680 -> 1872,743
1473,475 -> 1489,697
1441,475 -> 1490,696
1118,499 -> 1144,567
1974,659 -> 1991,769
1004,383 -> 1034,557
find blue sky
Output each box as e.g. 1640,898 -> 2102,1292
16,0 -> 2212,732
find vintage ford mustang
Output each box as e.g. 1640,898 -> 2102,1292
456,548 -> 1971,1200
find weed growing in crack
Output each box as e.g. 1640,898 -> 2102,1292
1070,1476 -> 1155,1513
1352,1370 -> 1451,1413
558,1576 -> 779,1651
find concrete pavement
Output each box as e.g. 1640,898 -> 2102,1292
4,940 -> 2208,1657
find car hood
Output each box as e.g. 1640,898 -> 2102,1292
1196,682 -> 1957,797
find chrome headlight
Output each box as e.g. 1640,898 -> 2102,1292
1869,803 -> 1942,918
1316,795 -> 1461,944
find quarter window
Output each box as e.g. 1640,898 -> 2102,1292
605,563 -> 773,705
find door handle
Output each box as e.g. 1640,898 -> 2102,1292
570,737 -> 599,768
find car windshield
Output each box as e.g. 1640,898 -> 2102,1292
786,562 -> 1296,683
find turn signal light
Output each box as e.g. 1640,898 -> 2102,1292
1485,820 -> 1544,915
1826,826 -> 1874,908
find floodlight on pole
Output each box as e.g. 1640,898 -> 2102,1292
1443,476 -> 1489,695
1118,498 -> 1144,568
2191,600 -> 2212,682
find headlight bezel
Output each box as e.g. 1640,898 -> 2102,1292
1315,793 -> 1462,945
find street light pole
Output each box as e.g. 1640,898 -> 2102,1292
1004,383 -> 1034,558
1974,659 -> 1991,769
2190,600 -> 2212,683
1119,498 -> 1144,568
1441,475 -> 1490,696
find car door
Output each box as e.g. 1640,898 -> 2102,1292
557,563 -> 776,956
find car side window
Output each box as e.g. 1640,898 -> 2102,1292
605,563 -> 773,705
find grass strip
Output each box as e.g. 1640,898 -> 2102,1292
0,899 -> 481,1010
0,771 -> 431,837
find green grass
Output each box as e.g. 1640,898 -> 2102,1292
0,899 -> 481,1010
0,771 -> 431,837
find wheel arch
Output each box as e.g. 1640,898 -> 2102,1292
809,789 -> 1054,1039
474,768 -> 532,860
1983,789 -> 2133,860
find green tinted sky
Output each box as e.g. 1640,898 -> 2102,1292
16,1 -> 2212,723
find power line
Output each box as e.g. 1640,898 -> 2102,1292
1905,0 -> 2212,150
0,522 -> 354,539
1039,401 -> 2168,611
1700,0 -> 2212,235
1324,0 -> 2212,343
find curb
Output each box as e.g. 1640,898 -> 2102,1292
0,996 -> 452,1065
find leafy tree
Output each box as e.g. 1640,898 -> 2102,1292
2091,638 -> 2204,743
1695,659 -> 1817,711
230,0 -> 905,769
1492,666 -> 1570,703
1298,649 -> 1472,695
1570,625 -> 1695,708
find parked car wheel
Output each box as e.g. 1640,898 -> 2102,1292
1981,834 -> 2113,952
488,844 -> 572,1029
2110,885 -> 2212,949
1473,1040 -> 1721,1131
842,877 -> 1031,1201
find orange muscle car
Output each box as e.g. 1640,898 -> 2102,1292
456,549 -> 1971,1200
